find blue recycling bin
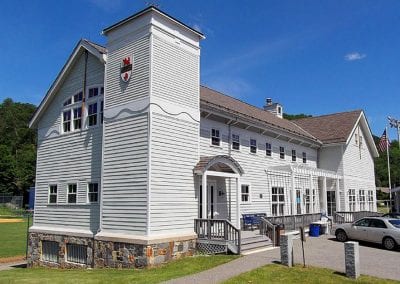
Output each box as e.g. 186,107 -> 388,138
309,223 -> 320,237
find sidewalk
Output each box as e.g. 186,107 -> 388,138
0,261 -> 26,271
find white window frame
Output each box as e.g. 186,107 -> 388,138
241,184 -> 251,203
211,128 -> 221,146
250,139 -> 257,154
48,185 -> 58,204
68,184 -> 77,204
271,186 -> 285,216
279,146 -> 285,159
348,189 -> 356,211
232,134 -> 240,150
359,189 -> 366,211
266,142 -> 272,157
87,182 -> 99,204
367,190 -> 374,211
62,109 -> 72,133
291,149 -> 296,162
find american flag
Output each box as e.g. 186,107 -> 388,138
378,129 -> 390,152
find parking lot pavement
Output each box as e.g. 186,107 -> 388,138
292,234 -> 400,281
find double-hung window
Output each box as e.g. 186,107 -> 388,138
266,142 -> 272,156
88,103 -> 98,127
88,183 -> 99,203
348,189 -> 356,211
68,184 -> 77,204
279,146 -> 285,159
73,107 -> 82,130
250,139 -> 257,153
232,134 -> 240,150
241,184 -> 250,203
211,129 -> 220,146
291,149 -> 296,162
73,92 -> 83,103
359,190 -> 366,211
302,152 -> 307,163
48,185 -> 57,204
272,187 -> 285,216
367,190 -> 374,211
63,110 -> 71,133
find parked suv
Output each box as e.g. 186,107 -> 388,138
335,217 -> 400,250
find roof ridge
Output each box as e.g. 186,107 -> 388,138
294,109 -> 363,121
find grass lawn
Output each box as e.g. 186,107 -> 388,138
0,205 -> 26,217
224,264 -> 398,284
0,255 -> 237,284
0,219 -> 28,258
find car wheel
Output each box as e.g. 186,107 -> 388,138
336,230 -> 348,242
383,237 -> 397,250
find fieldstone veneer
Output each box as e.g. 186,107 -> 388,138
28,232 -> 197,268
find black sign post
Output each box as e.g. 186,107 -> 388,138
300,226 -> 306,268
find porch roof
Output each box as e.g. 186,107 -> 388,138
193,155 -> 244,175
266,164 -> 341,179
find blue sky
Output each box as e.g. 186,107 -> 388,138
1,0 -> 400,137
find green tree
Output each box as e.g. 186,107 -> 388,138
374,140 -> 400,188
0,98 -> 37,195
283,113 -> 312,120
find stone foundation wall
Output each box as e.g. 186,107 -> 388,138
28,232 -> 94,268
28,232 -> 196,269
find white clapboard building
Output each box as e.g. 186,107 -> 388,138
28,6 -> 379,268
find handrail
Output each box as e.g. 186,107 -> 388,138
333,211 -> 382,224
265,213 -> 320,231
194,218 -> 241,254
260,217 -> 276,246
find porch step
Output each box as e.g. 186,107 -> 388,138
241,235 -> 273,254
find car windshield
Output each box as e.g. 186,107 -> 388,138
388,220 -> 400,228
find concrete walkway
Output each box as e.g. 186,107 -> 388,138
0,261 -> 26,271
165,235 -> 400,283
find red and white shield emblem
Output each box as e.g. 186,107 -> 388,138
120,56 -> 133,82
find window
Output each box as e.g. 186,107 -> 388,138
88,87 -> 99,98
250,139 -> 257,153
305,189 -> 310,213
88,183 -> 99,203
88,103 -> 97,126
100,100 -> 104,124
63,110 -> 71,133
100,87 -> 104,95
369,219 -> 387,229
63,98 -> 72,106
271,187 -> 285,216
211,129 -> 220,146
232,134 -> 240,150
277,106 -> 282,114
279,146 -> 285,159
355,133 -> 359,145
348,189 -> 356,211
68,184 -> 77,204
302,152 -> 307,163
354,218 -> 370,227
42,241 -> 59,263
359,190 -> 366,211
266,143 -> 272,156
291,149 -> 296,162
73,107 -> 82,130
367,190 -> 374,211
241,184 -> 250,203
48,185 -> 57,204
66,244 -> 87,264
73,91 -> 83,103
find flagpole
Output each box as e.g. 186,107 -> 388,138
386,126 -> 392,212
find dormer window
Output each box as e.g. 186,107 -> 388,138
278,106 -> 282,114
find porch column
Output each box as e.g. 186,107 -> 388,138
235,177 -> 240,228
201,173 -> 207,219
309,174 -> 314,213
321,176 -> 328,213
291,172 -> 296,215
335,178 -> 340,212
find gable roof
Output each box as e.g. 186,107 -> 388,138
200,86 -> 321,144
293,110 -> 362,144
29,39 -> 106,128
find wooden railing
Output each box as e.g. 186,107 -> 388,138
333,211 -> 382,224
194,219 -> 241,254
265,213 -> 321,231
260,217 -> 277,245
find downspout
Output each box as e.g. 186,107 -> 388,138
227,118 -> 237,222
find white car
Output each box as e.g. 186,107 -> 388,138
335,216 -> 400,250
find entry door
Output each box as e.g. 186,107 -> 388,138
327,191 -> 336,216
207,181 -> 217,219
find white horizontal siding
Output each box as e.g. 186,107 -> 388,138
150,112 -> 199,234
152,35 -> 199,110
105,36 -> 150,108
101,114 -> 149,234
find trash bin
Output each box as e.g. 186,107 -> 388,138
309,223 -> 320,237
275,223 -> 285,246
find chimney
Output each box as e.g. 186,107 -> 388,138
264,98 -> 283,119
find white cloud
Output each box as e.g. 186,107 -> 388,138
344,52 -> 366,61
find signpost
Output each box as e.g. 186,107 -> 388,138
300,226 -> 306,268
